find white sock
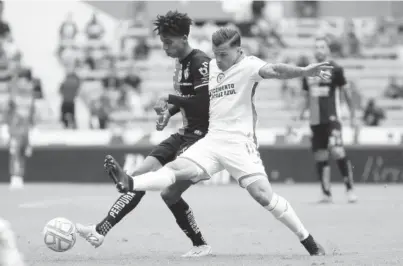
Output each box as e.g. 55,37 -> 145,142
131,167 -> 176,191
265,193 -> 310,241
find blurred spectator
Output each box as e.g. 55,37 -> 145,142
59,12 -> 78,41
343,20 -> 361,57
0,1 -> 11,41
362,99 -> 385,127
59,68 -> 81,129
133,38 -> 150,60
85,13 -> 105,40
384,76 -> 403,99
121,64 -> 144,116
90,87 -> 112,129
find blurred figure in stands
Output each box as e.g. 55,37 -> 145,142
362,98 -> 385,127
59,67 -> 81,129
121,64 -> 144,116
343,20 -> 361,57
59,12 -> 78,41
133,37 -> 150,60
0,1 -> 11,41
85,13 -> 105,40
7,66 -> 36,190
384,76 -> 403,99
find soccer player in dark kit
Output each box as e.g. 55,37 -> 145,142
298,37 -> 358,203
76,11 -> 212,257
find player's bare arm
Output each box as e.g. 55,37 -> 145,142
341,84 -> 357,126
258,62 -> 333,80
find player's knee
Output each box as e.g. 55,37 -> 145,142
330,146 -> 346,160
160,187 -> 183,205
166,158 -> 204,183
314,150 -> 329,162
246,179 -> 273,206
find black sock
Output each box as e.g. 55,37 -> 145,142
96,191 -> 145,236
316,161 -> 331,196
336,157 -> 354,191
167,198 -> 207,246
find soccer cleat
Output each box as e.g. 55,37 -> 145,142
9,176 -> 24,191
301,234 -> 325,256
76,224 -> 104,248
181,245 -> 212,257
317,193 -> 333,204
104,155 -> 133,192
346,190 -> 358,203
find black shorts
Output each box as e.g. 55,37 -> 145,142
149,133 -> 202,165
310,121 -> 343,151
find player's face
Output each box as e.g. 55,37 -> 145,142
213,43 -> 241,71
159,34 -> 186,58
314,40 -> 329,62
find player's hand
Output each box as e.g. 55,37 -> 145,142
156,110 -> 171,131
153,96 -> 169,114
303,62 -> 333,81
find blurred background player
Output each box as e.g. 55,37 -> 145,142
105,27 -> 331,256
76,11 -> 212,257
0,218 -> 25,266
7,65 -> 35,190
298,37 -> 358,203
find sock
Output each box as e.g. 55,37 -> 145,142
265,193 -> 310,241
336,157 -> 354,191
316,161 -> 331,196
96,191 -> 145,236
167,198 -> 207,246
131,167 -> 176,191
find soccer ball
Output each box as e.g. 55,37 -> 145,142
43,217 -> 76,252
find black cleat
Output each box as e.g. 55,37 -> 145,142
301,234 -> 325,256
103,155 -> 133,193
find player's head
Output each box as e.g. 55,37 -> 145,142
153,10 -> 192,58
314,37 -> 330,62
212,27 -> 242,71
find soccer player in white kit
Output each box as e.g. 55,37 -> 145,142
106,27 -> 332,255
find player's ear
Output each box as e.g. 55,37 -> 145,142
182,35 -> 188,43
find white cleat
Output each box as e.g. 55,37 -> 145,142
76,224 -> 104,248
347,190 -> 358,203
318,193 -> 333,204
181,245 -> 212,257
9,176 -> 24,191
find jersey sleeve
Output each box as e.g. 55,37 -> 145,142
191,56 -> 210,90
333,66 -> 347,87
249,56 -> 268,82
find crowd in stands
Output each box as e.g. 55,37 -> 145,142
52,2 -> 403,130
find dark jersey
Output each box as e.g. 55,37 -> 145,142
302,61 -> 347,125
167,49 -> 210,137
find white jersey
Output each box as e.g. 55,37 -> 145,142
208,56 -> 267,142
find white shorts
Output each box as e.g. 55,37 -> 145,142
179,133 -> 267,188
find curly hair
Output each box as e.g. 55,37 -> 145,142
153,10 -> 192,37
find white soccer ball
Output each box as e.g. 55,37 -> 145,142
43,217 -> 76,252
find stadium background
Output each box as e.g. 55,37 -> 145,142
0,0 -> 403,184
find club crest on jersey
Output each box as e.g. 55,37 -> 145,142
184,66 -> 189,80
217,73 -> 225,83
177,69 -> 182,82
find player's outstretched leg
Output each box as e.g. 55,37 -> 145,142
104,155 -> 212,256
0,218 -> 25,266
329,147 -> 358,203
246,179 -> 325,256
76,156 -> 160,248
161,183 -> 212,257
314,150 -> 333,203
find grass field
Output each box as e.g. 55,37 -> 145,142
1,183 -> 402,266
